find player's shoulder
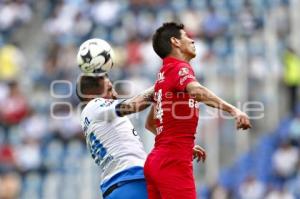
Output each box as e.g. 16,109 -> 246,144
81,98 -> 114,114
85,98 -> 115,110
167,62 -> 193,77
175,61 -> 192,70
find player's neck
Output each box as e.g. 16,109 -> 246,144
168,51 -> 191,63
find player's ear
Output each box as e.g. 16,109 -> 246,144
170,37 -> 180,48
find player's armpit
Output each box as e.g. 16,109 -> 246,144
145,105 -> 157,135
115,86 -> 154,117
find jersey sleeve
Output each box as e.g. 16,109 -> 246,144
89,98 -> 122,122
172,64 -> 196,92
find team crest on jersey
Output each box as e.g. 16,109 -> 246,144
178,67 -> 189,76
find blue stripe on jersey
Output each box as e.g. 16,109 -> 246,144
100,166 -> 145,194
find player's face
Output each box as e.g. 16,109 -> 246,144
100,76 -> 118,99
179,30 -> 196,59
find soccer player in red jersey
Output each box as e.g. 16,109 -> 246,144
144,22 -> 251,199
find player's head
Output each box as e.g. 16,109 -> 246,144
152,22 -> 196,60
76,73 -> 117,101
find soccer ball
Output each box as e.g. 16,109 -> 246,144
77,38 -> 114,74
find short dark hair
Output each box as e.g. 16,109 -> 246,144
76,74 -> 106,101
152,22 -> 184,59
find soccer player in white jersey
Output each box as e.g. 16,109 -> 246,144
77,73 -> 151,199
77,73 -> 206,199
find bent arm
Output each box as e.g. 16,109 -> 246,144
116,86 -> 154,117
145,105 -> 157,135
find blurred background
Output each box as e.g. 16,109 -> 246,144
0,0 -> 300,198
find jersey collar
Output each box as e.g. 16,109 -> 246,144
163,56 -> 189,65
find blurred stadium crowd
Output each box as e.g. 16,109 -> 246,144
0,0 -> 300,198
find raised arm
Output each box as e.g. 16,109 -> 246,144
115,86 -> 154,117
186,81 -> 251,130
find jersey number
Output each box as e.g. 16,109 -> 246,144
155,89 -> 163,124
88,132 -> 112,170
83,117 -> 90,133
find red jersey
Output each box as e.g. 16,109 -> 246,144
153,56 -> 199,156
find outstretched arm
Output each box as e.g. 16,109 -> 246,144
186,81 -> 251,130
115,86 -> 154,117
92,86 -> 154,122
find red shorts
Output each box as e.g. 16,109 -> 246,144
144,150 -> 196,199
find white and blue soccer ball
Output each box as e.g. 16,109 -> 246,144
77,38 -> 114,74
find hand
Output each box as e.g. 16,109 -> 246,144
232,109 -> 252,130
193,145 -> 206,163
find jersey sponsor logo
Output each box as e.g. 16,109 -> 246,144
188,99 -> 200,109
95,98 -> 114,107
180,74 -> 195,85
178,67 -> 189,76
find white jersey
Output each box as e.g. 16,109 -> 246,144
80,98 -> 147,192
